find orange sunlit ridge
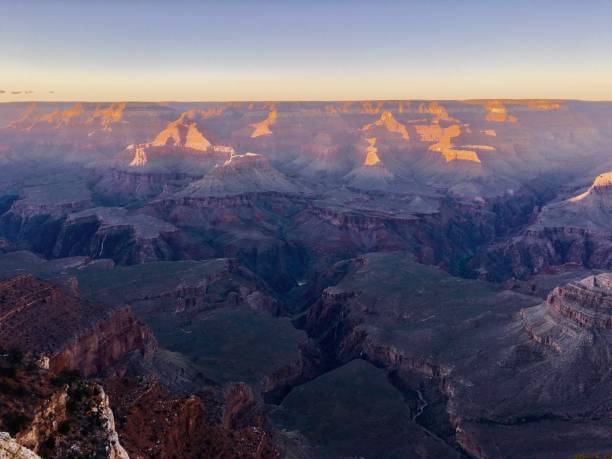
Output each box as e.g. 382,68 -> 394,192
7,99 -> 565,167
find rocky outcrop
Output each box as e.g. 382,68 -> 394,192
442,272 -> 612,457
306,205 -> 404,230
480,227 -> 598,280
344,137 -> 395,189
0,275 -> 156,377
296,196 -> 499,273
48,307 -> 156,377
17,382 -> 130,459
104,377 -> 281,459
16,388 -> 69,453
250,110 -> 277,138
0,432 -> 40,459
97,390 -> 130,459
0,178 -> 96,258
478,173 -> 612,281
179,152 -> 304,197
522,273 -> 612,354
2,193 -> 206,266
51,207 -> 179,265
100,109 -> 237,179
547,274 -> 612,330
0,351 -> 129,459
151,113 -> 212,151
361,111 -> 410,140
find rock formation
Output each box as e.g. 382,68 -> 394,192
361,110 -> 410,140
179,152 -> 303,197
344,137 -> 394,189
53,207 -> 179,264
2,99 -> 612,457
250,109 -> 277,138
0,350 -> 130,459
0,433 -> 40,459
0,275 -> 155,376
416,123 -> 482,163
104,377 -> 282,458
479,171 -> 612,280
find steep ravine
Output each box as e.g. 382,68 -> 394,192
263,291 -> 471,457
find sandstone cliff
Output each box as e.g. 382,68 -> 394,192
0,275 -> 155,377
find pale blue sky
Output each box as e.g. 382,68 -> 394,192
2,0 -> 611,100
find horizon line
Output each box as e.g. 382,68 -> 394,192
2,97 -> 612,104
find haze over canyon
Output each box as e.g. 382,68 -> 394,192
0,98 -> 611,458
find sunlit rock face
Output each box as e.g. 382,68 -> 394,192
363,137 -> 382,166
1,99 -> 610,195
250,109 -> 278,138
484,100 -> 519,123
547,171 -> 612,219
129,144 -> 148,166
147,109 -> 230,152
344,137 -> 394,189
587,171 -> 612,195
116,109 -> 235,173
91,109 -> 237,201
361,110 -> 410,140
416,122 -> 481,163
568,172 -> 612,203
152,118 -> 211,151
7,102 -> 128,133
465,99 -> 561,124
418,101 -> 453,121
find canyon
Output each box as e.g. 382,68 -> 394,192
1,99 -> 612,457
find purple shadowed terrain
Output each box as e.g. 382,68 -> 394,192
1,99 -> 612,457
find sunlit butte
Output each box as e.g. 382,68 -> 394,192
363,137 -> 381,166
2,0 -> 612,102
250,110 -> 278,138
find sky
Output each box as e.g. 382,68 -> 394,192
1,0 -> 612,102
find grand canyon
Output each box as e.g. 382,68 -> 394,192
1,98 -> 612,458
5,0 -> 612,456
